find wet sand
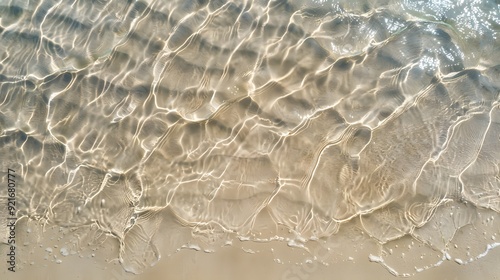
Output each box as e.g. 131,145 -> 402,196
1,218 -> 500,280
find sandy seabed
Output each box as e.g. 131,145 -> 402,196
0,0 -> 499,279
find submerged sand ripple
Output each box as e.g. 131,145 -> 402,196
0,0 -> 499,276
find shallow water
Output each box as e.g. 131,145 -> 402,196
0,0 -> 499,277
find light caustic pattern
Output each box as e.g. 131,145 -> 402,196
0,0 -> 499,276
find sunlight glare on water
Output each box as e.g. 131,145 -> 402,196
0,0 -> 499,277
